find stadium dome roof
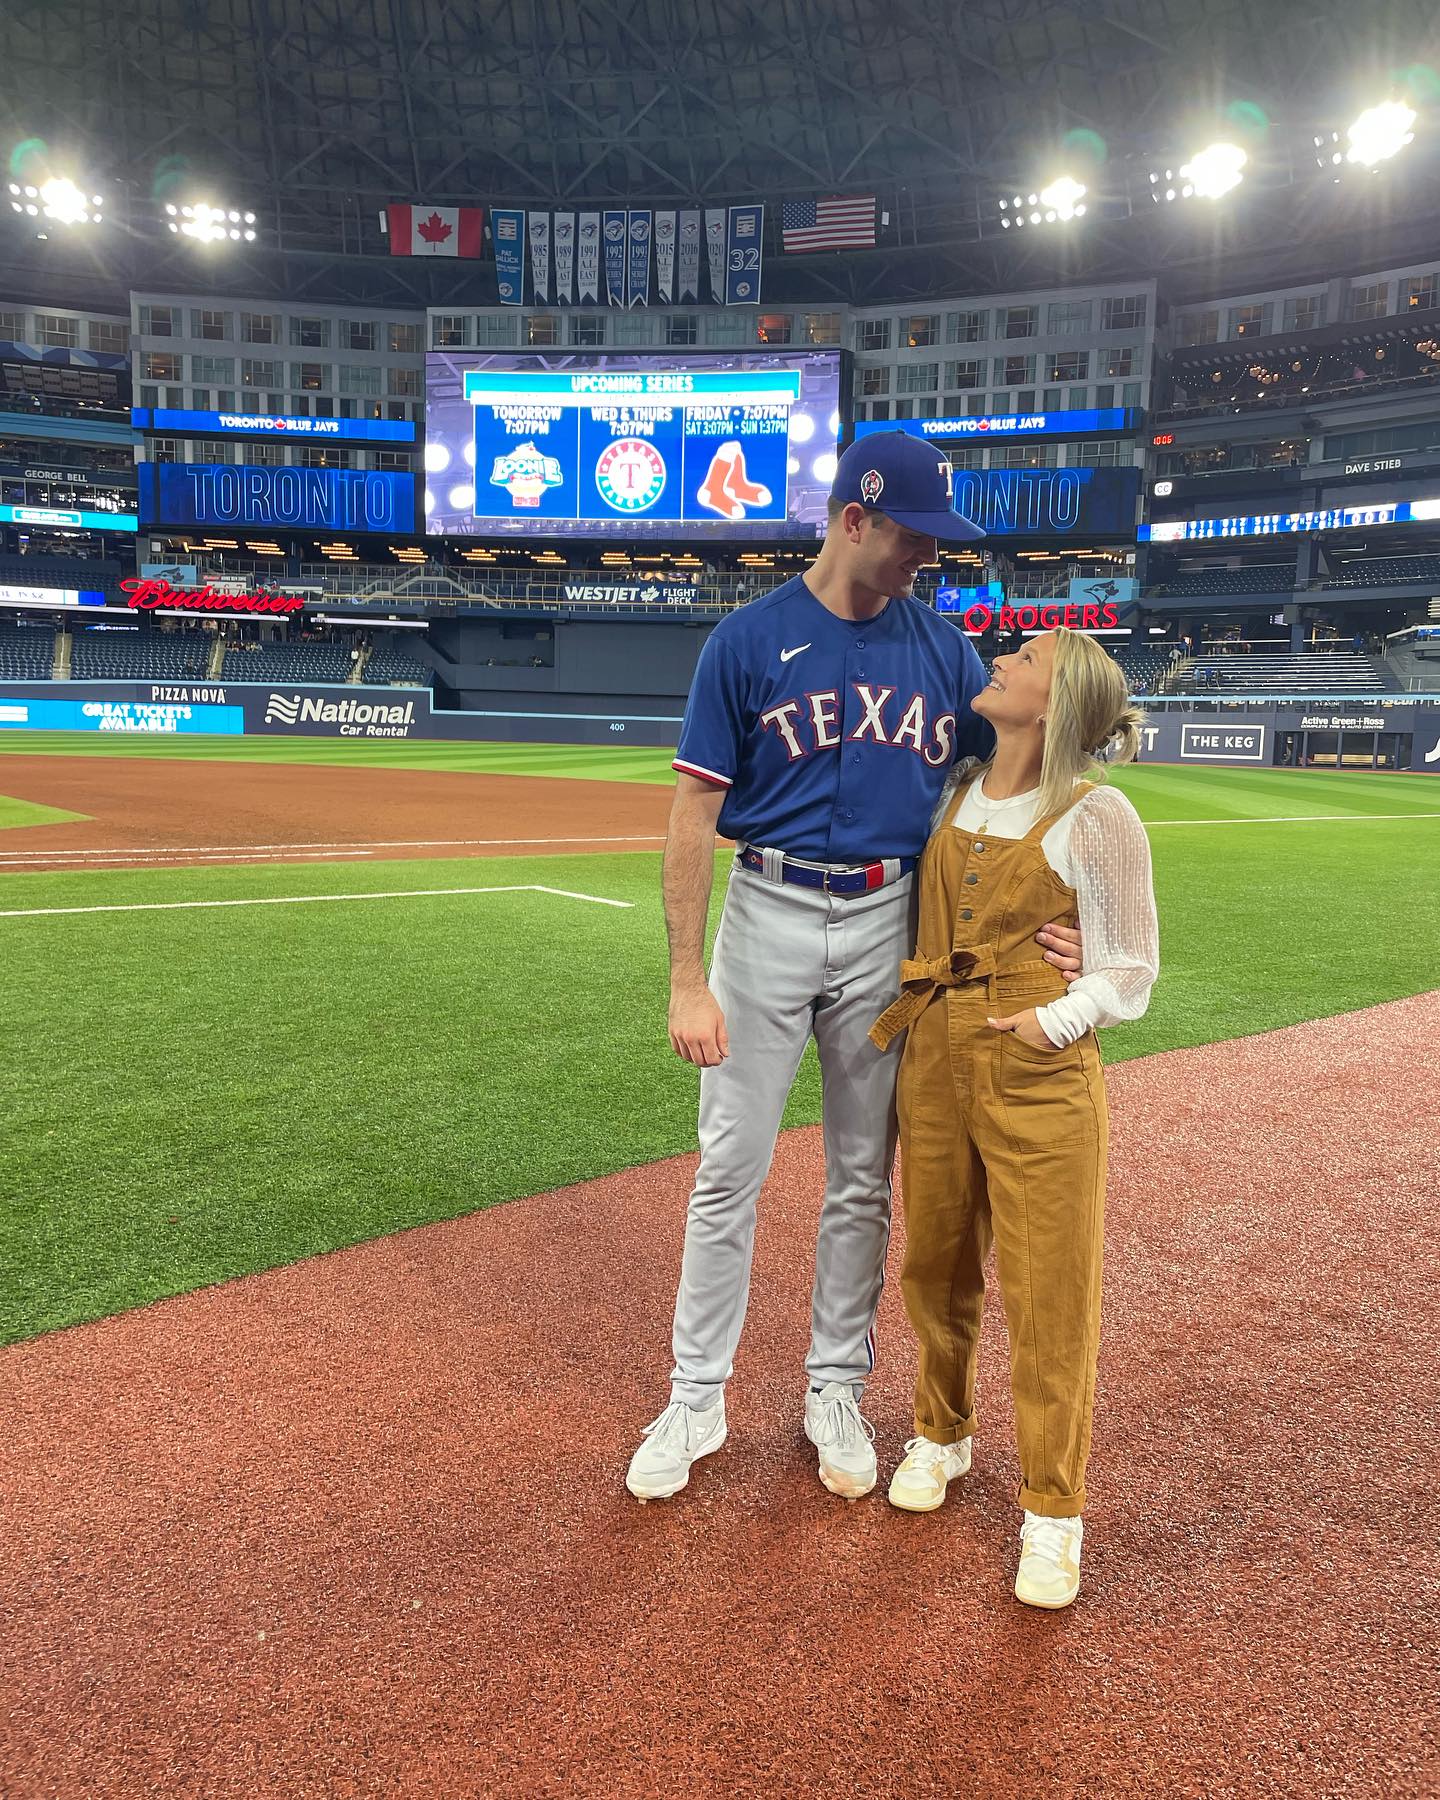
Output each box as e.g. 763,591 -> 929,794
0,0 -> 1436,308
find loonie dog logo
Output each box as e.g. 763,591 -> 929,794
490,441 -> 564,508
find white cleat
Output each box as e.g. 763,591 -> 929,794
1014,1511 -> 1084,1610
625,1397 -> 727,1501
887,1435 -> 973,1512
804,1382 -> 877,1500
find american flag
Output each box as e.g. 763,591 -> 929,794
781,196 -> 877,253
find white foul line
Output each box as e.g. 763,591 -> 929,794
0,833 -> 666,862
0,883 -> 634,920
1147,811 -> 1440,827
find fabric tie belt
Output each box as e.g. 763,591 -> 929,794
738,846 -> 916,896
868,947 -> 1000,1052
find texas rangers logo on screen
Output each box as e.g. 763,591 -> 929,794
491,442 -> 564,508
859,467 -> 884,505
596,439 -> 666,513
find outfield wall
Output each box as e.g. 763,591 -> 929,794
1,680 -> 1438,769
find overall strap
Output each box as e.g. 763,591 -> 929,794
1021,779 -> 1095,843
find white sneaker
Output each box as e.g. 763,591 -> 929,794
887,1435 -> 973,1512
803,1382 -> 877,1499
1014,1511 -> 1084,1609
625,1397 -> 727,1501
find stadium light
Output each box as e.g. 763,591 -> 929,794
998,178 -> 1086,229
164,201 -> 257,242
1180,143 -> 1246,199
8,177 -> 104,227
1344,101 -> 1416,166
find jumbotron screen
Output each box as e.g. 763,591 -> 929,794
424,350 -> 843,540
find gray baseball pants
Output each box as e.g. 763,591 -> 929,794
669,857 -> 915,1409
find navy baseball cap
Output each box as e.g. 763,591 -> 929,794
831,430 -> 985,542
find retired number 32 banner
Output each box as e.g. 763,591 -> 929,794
724,204 -> 763,305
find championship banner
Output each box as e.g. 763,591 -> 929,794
654,211 -> 677,303
626,210 -> 652,306
554,212 -> 576,303
603,209 -> 627,306
492,209 -> 525,306
528,213 -> 551,304
704,209 -> 726,303
678,210 -> 701,301
576,213 -> 600,303
724,203 -> 764,304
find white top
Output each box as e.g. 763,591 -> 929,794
937,760 -> 1160,1048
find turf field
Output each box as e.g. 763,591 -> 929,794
0,736 -> 1435,1344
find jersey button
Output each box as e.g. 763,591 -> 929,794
854,638 -> 865,648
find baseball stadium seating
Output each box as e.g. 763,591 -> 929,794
1151,566 -> 1295,597
219,642 -> 355,683
1177,652 -> 1397,694
361,646 -> 431,685
1111,644 -> 1179,695
70,632 -> 210,681
0,621 -> 56,680
1320,555 -> 1440,589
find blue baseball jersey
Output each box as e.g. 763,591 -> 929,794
673,575 -> 993,861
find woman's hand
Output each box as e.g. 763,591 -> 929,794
987,1008 -> 1062,1051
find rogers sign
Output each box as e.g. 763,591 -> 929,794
120,577 -> 306,615
960,600 -> 1120,633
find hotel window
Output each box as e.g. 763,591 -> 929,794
240,311 -> 278,344
571,315 -> 607,345
1282,295 -> 1325,330
387,366 -> 421,397
804,313 -> 841,344
374,449 -> 413,472
191,389 -> 210,409
433,316 -> 471,347
702,312 -> 749,345
1229,303 -> 1270,338
994,443 -> 1057,468
300,447 -> 353,469
1070,439 -> 1125,467
191,309 -> 231,340
474,314 -> 519,346
904,314 -> 939,348
945,359 -> 984,390
945,446 -> 984,471
1401,274 -> 1438,311
1347,283 -> 1389,321
241,359 -> 280,389
340,364 -> 382,395
1047,350 -> 1089,382
1042,387 -> 1062,410
196,440 -> 233,463
896,362 -> 938,393
1046,300 -> 1092,336
990,392 -> 1010,414
998,354 -> 1034,386
1002,305 -> 1037,339
0,308 -> 26,337
917,397 -> 939,417
894,399 -> 913,419
665,316 -> 697,345
1176,309 -> 1219,347
293,363 -> 328,391
342,319 -> 378,350
1101,294 -> 1148,331
151,436 -> 180,462
191,355 -> 234,385
614,314 -> 655,346
525,315 -> 561,346
856,318 -> 892,351
88,320 -> 129,355
947,309 -> 987,343
35,313 -> 79,349
1016,388 -> 1036,412
868,400 -> 891,420
144,351 -> 181,381
757,314 -> 792,345
1093,383 -> 1115,407
1101,345 -> 1136,379
388,321 -> 424,353
1069,386 -> 1088,409
1121,382 -> 1142,406
247,442 -> 285,466
139,305 -> 176,337
859,366 -> 891,396
290,316 -> 331,348
965,394 -> 988,416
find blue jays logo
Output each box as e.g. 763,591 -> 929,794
860,468 -> 884,504
605,218 -> 625,241
1082,580 -> 1119,603
681,217 -> 698,238
657,216 -> 674,239
630,217 -> 650,242
556,219 -> 573,240
580,218 -> 598,239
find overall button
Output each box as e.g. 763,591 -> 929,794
964,873 -> 979,885
973,841 -> 986,853
960,908 -> 973,921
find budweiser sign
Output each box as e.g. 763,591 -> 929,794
120,577 -> 305,615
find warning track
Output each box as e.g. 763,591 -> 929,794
1,993 -> 1434,1796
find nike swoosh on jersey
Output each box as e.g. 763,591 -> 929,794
779,643 -> 812,663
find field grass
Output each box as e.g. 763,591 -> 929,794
0,742 -> 1435,1344
0,793 -> 89,830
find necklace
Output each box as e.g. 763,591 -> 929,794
973,777 -> 1037,809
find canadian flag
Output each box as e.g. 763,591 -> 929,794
384,204 -> 484,258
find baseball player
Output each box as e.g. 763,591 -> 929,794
626,432 -> 1084,1502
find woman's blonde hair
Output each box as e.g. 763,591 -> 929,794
1027,627 -> 1146,819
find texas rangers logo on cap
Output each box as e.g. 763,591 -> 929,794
860,468 -> 884,505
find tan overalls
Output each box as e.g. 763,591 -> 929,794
871,771 -> 1107,1520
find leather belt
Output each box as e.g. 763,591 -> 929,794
738,846 -> 916,896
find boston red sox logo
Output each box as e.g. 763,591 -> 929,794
859,467 -> 884,504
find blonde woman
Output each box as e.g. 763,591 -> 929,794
870,627 -> 1159,1609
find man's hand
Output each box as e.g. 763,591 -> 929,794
669,983 -> 729,1067
987,1007 -> 1060,1051
1036,920 -> 1083,984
